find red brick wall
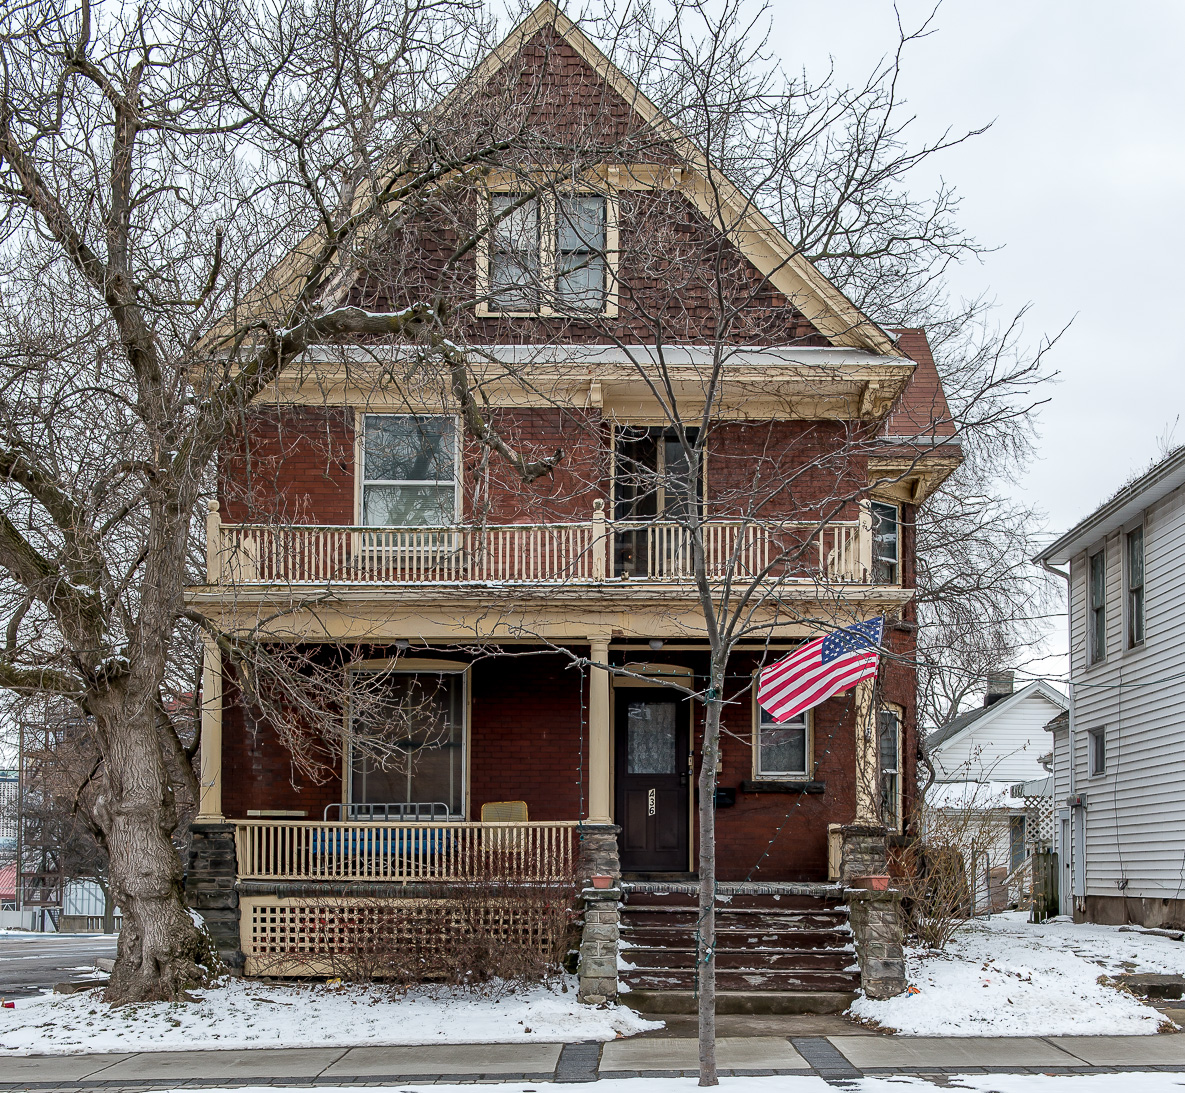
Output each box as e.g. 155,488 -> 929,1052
468,653 -> 588,822
219,406 -> 354,524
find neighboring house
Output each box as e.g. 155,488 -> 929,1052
185,3 -> 960,1007
1035,445 -> 1185,927
926,675 -> 1067,909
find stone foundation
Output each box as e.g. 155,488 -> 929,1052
577,887 -> 620,1003
185,823 -> 244,971
839,823 -> 888,883
847,888 -> 906,999
576,823 -> 621,889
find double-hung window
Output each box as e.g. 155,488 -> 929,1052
1088,726 -> 1106,777
362,415 -> 456,527
487,193 -> 608,314
489,195 -> 540,312
879,708 -> 902,832
1089,549 -> 1107,663
1127,526 -> 1145,647
871,502 -> 899,585
754,705 -> 810,778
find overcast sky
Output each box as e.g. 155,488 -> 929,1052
764,0 -> 1185,682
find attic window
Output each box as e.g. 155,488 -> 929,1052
483,192 -> 611,316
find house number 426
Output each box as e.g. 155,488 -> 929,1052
648,788 -> 656,816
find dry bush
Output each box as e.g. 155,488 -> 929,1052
897,786 -> 1011,950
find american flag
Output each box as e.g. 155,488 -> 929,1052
758,617 -> 885,723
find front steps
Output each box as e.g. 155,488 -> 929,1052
618,882 -> 859,1015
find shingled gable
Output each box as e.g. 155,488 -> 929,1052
235,1 -> 903,361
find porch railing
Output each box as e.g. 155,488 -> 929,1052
206,501 -> 876,586
232,819 -> 581,883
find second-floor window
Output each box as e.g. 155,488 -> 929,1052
1088,726 -> 1106,776
488,193 -> 607,314
1089,549 -> 1107,662
871,502 -> 899,584
1127,525 -> 1145,647
362,415 -> 456,527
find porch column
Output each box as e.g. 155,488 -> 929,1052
587,638 -> 612,823
196,637 -> 224,822
853,678 -> 879,824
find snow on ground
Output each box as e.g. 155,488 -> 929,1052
0,976 -> 660,1056
851,911 -> 1185,1036
155,1077 -> 1185,1093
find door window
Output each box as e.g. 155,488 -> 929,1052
627,701 -> 678,774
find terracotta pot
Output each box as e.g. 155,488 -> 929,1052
591,875 -> 614,890
852,874 -> 891,891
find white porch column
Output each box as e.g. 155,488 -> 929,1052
853,678 -> 879,824
587,638 -> 612,823
196,637 -> 225,822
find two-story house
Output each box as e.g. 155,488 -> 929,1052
184,3 -> 959,1010
1035,445 -> 1185,927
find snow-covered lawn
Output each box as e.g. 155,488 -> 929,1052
0,976 -> 659,1056
851,912 -> 1185,1036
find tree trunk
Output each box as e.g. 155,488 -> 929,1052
95,703 -> 205,1003
697,694 -> 721,1086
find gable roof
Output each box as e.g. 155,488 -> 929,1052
926,680 -> 1069,754
235,2 -> 902,360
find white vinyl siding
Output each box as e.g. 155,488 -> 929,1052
1065,482 -> 1185,900
930,689 -> 1064,783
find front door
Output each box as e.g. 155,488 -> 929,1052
615,689 -> 690,872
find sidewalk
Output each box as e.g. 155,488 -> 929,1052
5,1034 -> 1185,1090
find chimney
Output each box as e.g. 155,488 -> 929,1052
984,671 -> 1015,707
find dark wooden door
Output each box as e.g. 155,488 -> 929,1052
615,689 -> 690,872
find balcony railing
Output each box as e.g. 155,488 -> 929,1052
233,819 -> 580,883
205,501 -> 877,587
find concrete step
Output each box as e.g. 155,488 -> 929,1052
620,908 -> 847,929
619,926 -> 851,950
623,967 -> 862,992
621,890 -> 843,911
621,947 -> 857,972
621,988 -> 856,1015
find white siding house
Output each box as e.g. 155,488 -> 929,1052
1036,446 -> 1185,927
926,678 -> 1067,907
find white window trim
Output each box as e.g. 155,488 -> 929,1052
355,411 -> 462,526
475,186 -> 619,319
879,702 -> 904,835
1087,545 -> 1108,666
751,680 -> 813,779
1124,520 -> 1146,652
1087,726 -> 1106,778
345,663 -> 470,818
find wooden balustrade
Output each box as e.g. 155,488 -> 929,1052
233,819 -> 581,883
211,513 -> 877,586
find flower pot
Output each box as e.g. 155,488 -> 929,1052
591,875 -> 614,890
852,874 -> 891,891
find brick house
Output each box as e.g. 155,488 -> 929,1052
186,3 -> 958,1009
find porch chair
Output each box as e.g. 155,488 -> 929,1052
479,801 -> 529,878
